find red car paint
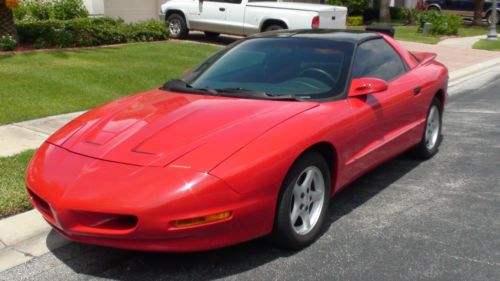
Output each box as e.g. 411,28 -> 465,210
26,33 -> 448,252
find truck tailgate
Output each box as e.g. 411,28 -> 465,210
319,7 -> 347,29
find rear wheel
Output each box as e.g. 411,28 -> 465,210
204,32 -> 220,38
412,98 -> 443,159
167,14 -> 188,39
270,150 -> 331,250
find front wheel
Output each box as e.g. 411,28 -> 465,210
270,151 -> 331,250
412,98 -> 443,159
167,14 -> 188,39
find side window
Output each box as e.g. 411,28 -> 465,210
351,39 -> 407,82
225,0 -> 242,3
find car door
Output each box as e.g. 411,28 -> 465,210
344,38 -> 421,181
224,0 -> 245,35
188,0 -> 227,33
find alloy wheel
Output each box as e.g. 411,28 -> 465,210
289,166 -> 325,235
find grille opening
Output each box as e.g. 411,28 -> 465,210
72,211 -> 138,231
27,189 -> 54,220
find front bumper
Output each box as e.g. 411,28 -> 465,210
26,143 -> 274,252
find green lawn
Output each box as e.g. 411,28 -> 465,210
473,39 -> 500,51
458,26 -> 500,37
0,150 -> 35,218
392,25 -> 441,44
0,41 -> 221,125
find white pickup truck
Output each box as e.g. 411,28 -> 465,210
160,0 -> 347,39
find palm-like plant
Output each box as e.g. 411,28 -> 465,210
0,0 -> 19,41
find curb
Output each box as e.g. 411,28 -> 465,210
449,57 -> 500,87
0,210 -> 70,272
0,52 -> 499,274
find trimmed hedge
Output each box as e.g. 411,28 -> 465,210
347,16 -> 364,26
16,17 -> 169,48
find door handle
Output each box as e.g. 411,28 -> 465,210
413,87 -> 422,95
219,7 -> 225,11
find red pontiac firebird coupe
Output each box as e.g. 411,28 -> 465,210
26,29 -> 448,252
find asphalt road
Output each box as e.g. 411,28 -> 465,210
1,62 -> 499,281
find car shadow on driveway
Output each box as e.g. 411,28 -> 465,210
45,154 -> 423,280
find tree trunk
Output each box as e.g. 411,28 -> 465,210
0,0 -> 18,41
473,0 -> 485,26
379,0 -> 392,23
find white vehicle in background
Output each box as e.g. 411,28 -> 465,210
160,0 -> 347,39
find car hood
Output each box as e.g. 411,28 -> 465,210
47,90 -> 318,171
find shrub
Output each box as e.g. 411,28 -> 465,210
347,16 -> 364,26
401,8 -> 423,25
0,35 -> 18,51
13,3 -> 30,21
390,7 -> 405,21
126,19 -> 170,42
51,0 -> 88,20
24,0 -> 53,20
418,11 -> 461,35
13,0 -> 88,21
16,17 -> 169,48
326,0 -> 368,16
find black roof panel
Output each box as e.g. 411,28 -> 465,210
249,29 -> 382,44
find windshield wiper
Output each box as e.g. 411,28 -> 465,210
163,82 -> 307,101
215,88 -> 307,101
162,79 -> 218,95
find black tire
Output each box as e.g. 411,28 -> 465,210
486,11 -> 500,25
167,14 -> 188,39
412,98 -> 443,159
270,150 -> 331,250
264,24 -> 286,32
204,32 -> 220,38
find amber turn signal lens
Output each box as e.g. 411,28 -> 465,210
174,211 -> 232,228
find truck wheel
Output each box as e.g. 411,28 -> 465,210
204,32 -> 220,38
167,14 -> 188,39
265,24 -> 286,32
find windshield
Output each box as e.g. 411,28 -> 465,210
181,38 -> 355,100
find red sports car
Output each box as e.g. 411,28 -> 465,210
26,29 -> 448,252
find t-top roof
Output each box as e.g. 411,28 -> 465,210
249,29 -> 383,44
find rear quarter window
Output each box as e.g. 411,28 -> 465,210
351,39 -> 408,82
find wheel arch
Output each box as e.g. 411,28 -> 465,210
292,141 -> 339,194
165,9 -> 189,28
260,19 -> 289,32
426,4 -> 442,11
485,8 -> 500,19
434,89 -> 445,112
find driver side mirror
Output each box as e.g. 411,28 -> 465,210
348,78 -> 388,97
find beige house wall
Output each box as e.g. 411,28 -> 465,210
84,0 -> 165,23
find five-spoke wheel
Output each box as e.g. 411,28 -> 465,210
271,150 -> 330,249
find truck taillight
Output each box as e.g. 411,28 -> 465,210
312,16 -> 320,29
